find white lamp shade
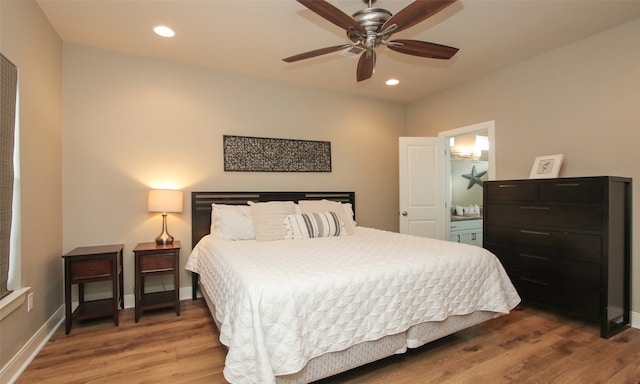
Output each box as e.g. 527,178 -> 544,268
148,189 -> 183,213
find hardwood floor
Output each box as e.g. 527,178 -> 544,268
16,299 -> 640,384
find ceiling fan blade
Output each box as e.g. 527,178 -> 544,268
382,0 -> 457,34
283,44 -> 351,63
388,39 -> 458,59
356,50 -> 376,82
297,0 -> 365,34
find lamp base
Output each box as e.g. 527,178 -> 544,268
155,213 -> 174,245
155,233 -> 174,245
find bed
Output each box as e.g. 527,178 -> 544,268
186,191 -> 520,384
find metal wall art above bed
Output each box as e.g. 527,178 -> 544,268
223,135 -> 331,172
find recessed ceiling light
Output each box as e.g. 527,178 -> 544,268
386,79 -> 400,86
154,26 -> 175,38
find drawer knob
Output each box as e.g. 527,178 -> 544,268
90,267 -> 94,271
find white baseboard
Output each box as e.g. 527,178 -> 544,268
0,305 -> 64,384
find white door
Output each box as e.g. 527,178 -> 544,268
399,137 -> 446,239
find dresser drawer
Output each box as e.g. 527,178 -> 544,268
489,245 -> 601,289
139,253 -> 175,273
539,180 -> 603,202
485,182 -> 537,201
484,226 -> 602,261
70,258 -> 112,280
485,204 -> 601,231
511,275 -> 600,320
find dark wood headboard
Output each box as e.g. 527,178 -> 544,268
191,191 -> 355,249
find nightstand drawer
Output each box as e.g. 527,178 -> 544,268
139,253 -> 174,272
70,259 -> 112,280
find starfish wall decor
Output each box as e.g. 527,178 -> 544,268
461,165 -> 487,189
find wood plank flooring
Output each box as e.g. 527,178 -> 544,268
16,299 -> 640,384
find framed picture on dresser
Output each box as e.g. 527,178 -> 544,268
529,154 -> 564,179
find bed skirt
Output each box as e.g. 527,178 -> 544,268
199,284 -> 497,384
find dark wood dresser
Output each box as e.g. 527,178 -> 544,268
483,176 -> 631,338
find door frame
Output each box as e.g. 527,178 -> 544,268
438,120 -> 495,239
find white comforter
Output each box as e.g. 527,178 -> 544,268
186,227 -> 520,384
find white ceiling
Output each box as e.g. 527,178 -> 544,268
37,0 -> 640,104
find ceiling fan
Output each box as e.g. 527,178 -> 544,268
283,0 -> 459,82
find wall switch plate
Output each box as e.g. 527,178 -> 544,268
27,292 -> 34,312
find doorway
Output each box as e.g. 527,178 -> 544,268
398,121 -> 495,241
439,120 -> 495,244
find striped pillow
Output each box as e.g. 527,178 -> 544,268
284,211 -> 344,239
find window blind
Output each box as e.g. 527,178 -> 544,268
0,53 -> 17,300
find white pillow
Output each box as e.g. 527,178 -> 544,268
298,199 -> 356,235
284,211 -> 345,239
248,201 -> 297,241
210,204 -> 254,240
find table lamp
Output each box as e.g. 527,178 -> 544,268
148,189 -> 183,245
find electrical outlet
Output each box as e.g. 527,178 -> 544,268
27,292 -> 34,312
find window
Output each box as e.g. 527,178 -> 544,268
1,53 -> 18,300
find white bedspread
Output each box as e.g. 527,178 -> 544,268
186,227 -> 520,384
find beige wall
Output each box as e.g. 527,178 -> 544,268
62,44 -> 405,298
407,19 -> 640,314
0,0 -> 62,372
3,0 -> 638,376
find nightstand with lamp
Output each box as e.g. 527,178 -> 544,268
133,189 -> 183,322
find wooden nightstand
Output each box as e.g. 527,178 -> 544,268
133,241 -> 181,322
62,244 -> 124,334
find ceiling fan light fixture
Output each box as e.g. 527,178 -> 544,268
340,46 -> 366,59
153,25 -> 175,38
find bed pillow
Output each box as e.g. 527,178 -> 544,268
298,199 -> 356,235
210,204 -> 255,240
248,201 -> 297,241
284,211 -> 345,240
